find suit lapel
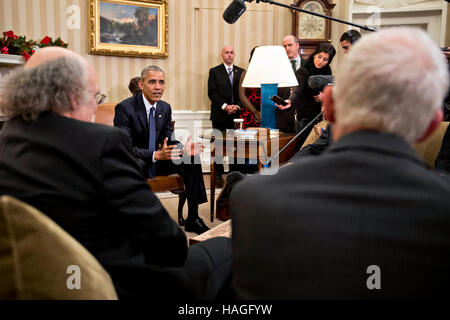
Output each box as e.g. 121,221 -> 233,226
154,101 -> 164,141
231,66 -> 240,87
220,64 -> 233,88
135,93 -> 149,134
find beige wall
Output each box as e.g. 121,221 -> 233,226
6,1 -> 446,112
447,3 -> 450,46
0,0 -> 295,111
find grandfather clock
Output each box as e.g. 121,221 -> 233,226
292,0 -> 335,58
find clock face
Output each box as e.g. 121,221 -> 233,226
298,1 -> 326,40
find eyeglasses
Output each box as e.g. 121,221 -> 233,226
95,93 -> 106,105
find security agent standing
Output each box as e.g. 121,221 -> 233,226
208,45 -> 244,186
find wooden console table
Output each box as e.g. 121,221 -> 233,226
202,129 -> 298,222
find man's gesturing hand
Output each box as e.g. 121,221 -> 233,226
184,136 -> 205,156
155,137 -> 182,160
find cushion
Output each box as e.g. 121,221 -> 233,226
413,121 -> 449,168
301,120 -> 329,149
0,195 -> 118,300
93,102 -> 116,126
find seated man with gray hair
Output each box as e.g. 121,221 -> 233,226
230,28 -> 450,299
0,47 -> 232,300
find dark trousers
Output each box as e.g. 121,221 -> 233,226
167,237 -> 233,299
109,237 -> 233,300
154,155 -> 207,212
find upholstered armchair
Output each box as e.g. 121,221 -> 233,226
0,195 -> 117,299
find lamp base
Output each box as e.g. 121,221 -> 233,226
260,83 -> 278,129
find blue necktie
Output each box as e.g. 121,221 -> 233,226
148,106 -> 156,178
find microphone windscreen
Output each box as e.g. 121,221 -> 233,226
223,0 -> 247,24
308,75 -> 334,91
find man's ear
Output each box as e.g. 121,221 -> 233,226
322,85 -> 336,123
416,109 -> 443,143
138,79 -> 144,90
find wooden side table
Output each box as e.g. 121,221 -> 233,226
203,129 -> 298,222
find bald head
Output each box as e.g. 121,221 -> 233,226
25,47 -> 85,69
221,46 -> 235,66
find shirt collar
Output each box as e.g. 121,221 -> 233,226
291,55 -> 301,68
224,63 -> 234,71
142,94 -> 157,114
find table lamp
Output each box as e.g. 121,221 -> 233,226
242,46 -> 298,129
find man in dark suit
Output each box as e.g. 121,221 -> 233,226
230,28 -> 450,299
208,46 -> 244,186
114,66 -> 209,234
277,35 -> 305,133
0,47 -> 232,300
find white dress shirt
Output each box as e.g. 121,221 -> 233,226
221,63 -> 240,110
142,95 -> 158,163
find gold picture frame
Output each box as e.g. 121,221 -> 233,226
88,0 -> 168,58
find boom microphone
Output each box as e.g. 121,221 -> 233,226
308,75 -> 334,91
223,0 -> 247,24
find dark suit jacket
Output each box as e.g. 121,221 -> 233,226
208,63 -> 244,129
0,114 -> 187,298
289,123 -> 332,161
114,93 -> 179,170
231,130 -> 450,299
276,57 -> 306,133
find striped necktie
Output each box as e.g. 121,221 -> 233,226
228,67 -> 234,103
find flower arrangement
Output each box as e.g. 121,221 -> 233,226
0,30 -> 68,61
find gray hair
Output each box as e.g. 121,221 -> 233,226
334,27 -> 449,143
141,65 -> 164,80
0,56 -> 88,121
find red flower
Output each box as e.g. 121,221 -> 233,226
40,36 -> 51,45
1,46 -> 9,54
22,51 -> 30,61
3,30 -> 15,38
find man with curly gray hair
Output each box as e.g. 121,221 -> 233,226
231,28 -> 450,299
0,47 -> 232,300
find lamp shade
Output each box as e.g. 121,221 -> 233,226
242,46 -> 299,88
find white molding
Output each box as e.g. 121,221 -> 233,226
349,0 -> 448,46
352,1 -> 446,13
0,54 -> 24,65
0,55 -> 24,119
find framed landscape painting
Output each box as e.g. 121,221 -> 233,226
88,0 -> 168,58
